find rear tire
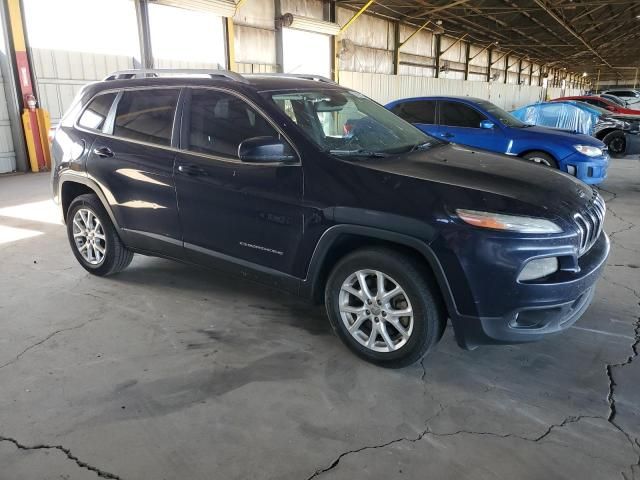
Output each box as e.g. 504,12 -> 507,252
325,248 -> 445,368
603,130 -> 626,157
522,151 -> 558,168
66,194 -> 133,276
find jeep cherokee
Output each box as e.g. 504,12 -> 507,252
51,70 -> 609,368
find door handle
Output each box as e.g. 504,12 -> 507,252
177,164 -> 207,176
93,146 -> 114,158
441,132 -> 454,139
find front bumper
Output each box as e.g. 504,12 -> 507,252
446,231 -> 609,350
560,152 -> 609,185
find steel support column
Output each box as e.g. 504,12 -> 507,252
464,41 -> 470,81
434,34 -> 441,78
0,0 -> 27,172
134,0 -> 153,69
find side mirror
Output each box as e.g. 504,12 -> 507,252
238,136 -> 296,163
480,120 -> 495,129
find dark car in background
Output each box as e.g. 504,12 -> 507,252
51,71 -> 609,367
386,96 -> 609,184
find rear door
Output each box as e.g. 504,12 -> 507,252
438,100 -> 507,152
389,100 -> 438,137
86,87 -> 182,255
174,87 -> 304,281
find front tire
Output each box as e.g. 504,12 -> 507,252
325,248 -> 445,368
603,130 -> 626,157
66,194 -> 133,276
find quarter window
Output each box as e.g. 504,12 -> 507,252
187,89 -> 280,158
113,89 -> 180,146
391,101 -> 436,124
78,92 -> 117,131
440,101 -> 486,128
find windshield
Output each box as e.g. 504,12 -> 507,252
474,99 -> 526,128
573,101 -> 610,115
602,95 -> 625,106
268,89 -> 438,156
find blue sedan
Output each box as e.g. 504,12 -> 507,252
386,96 -> 609,184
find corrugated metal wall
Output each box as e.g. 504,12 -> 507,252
0,62 -> 16,173
20,0 -> 587,131
0,19 -> 16,173
339,71 -> 551,110
31,49 -> 134,125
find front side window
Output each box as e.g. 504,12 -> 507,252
78,92 -> 117,131
269,90 -> 436,156
187,89 -> 280,158
113,89 -> 180,146
473,100 -> 526,128
440,101 -> 487,128
391,101 -> 436,124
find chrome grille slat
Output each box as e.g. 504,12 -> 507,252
575,191 -> 606,256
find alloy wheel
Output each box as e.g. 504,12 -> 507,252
72,208 -> 107,265
338,269 -> 414,353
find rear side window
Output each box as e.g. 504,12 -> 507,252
186,89 -> 279,158
78,92 -> 117,131
391,101 -> 436,124
113,89 -> 180,146
440,101 -> 486,128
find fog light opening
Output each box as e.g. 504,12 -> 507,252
517,257 -> 559,282
567,165 -> 577,176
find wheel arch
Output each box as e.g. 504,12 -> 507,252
59,175 -> 120,230
301,225 -> 457,319
594,128 -> 619,141
517,149 -> 558,162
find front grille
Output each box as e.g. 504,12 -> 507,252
574,190 -> 606,256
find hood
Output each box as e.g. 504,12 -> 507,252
359,143 -> 594,217
516,125 -> 603,146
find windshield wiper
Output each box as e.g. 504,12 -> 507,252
329,149 -> 389,158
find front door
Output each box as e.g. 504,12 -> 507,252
438,100 -> 503,152
174,88 -> 304,281
86,87 -> 182,255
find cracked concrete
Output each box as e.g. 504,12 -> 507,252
0,158 -> 638,480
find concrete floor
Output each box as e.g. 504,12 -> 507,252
0,160 -> 638,480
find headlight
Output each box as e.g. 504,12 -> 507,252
456,209 -> 562,234
574,145 -> 603,157
518,257 -> 559,282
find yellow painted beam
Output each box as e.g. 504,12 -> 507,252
398,19 -> 430,49
339,0 -> 374,34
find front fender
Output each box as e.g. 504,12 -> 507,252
300,223 -> 459,321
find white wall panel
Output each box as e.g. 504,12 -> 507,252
398,24 -> 434,57
234,0 -> 275,29
281,0 -> 324,20
339,71 -> 544,111
337,7 -> 391,50
31,49 -> 135,124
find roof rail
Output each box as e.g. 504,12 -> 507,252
245,73 -> 338,85
103,69 -> 248,83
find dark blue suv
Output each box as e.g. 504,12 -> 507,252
51,70 -> 609,368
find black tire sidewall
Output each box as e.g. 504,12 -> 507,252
604,131 -> 626,157
325,250 -> 442,367
66,195 -> 122,276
